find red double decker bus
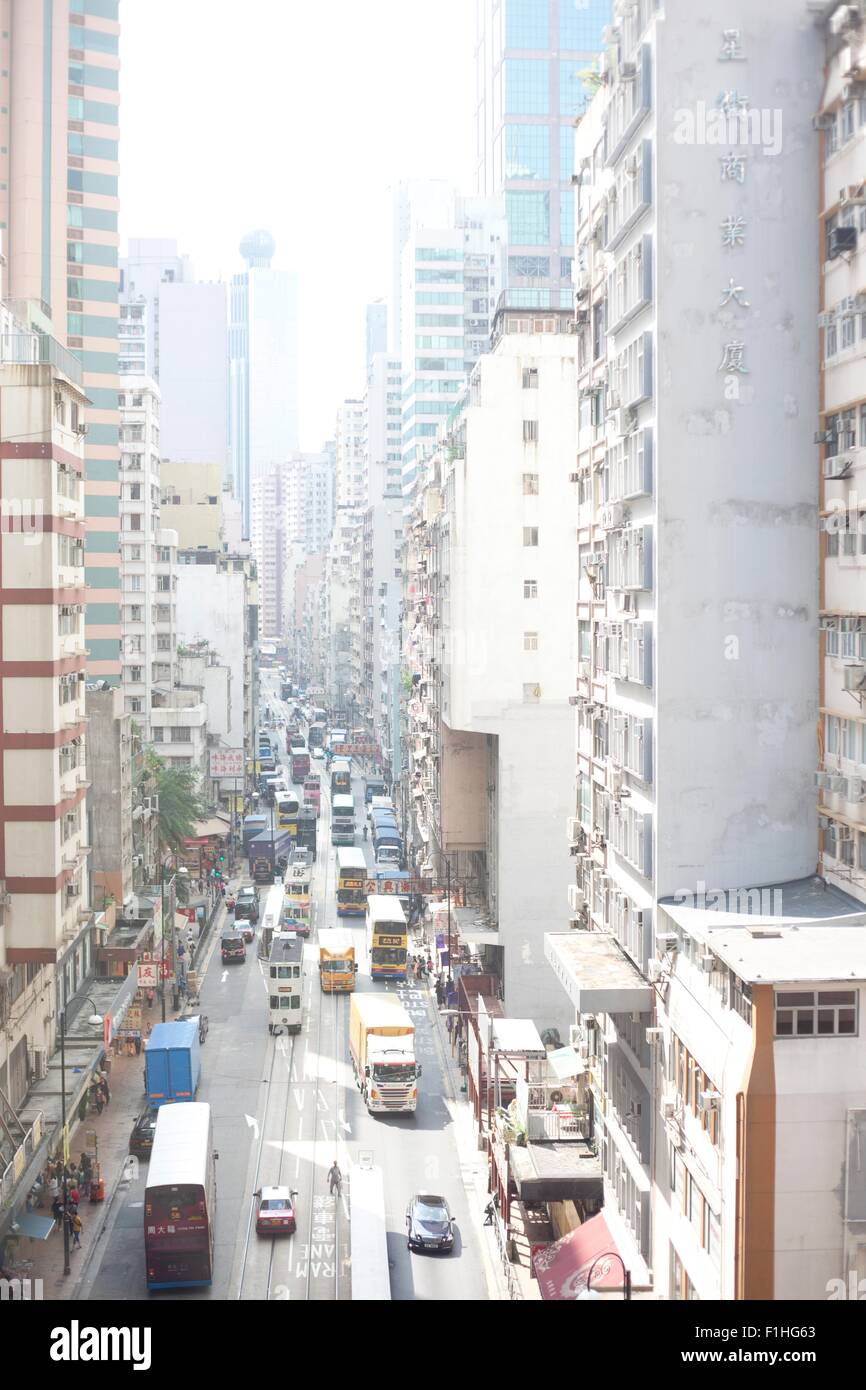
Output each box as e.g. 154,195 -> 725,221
144,1102 -> 217,1291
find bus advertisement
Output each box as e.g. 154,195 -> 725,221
366,894 -> 408,981
319,929 -> 357,992
335,847 -> 367,916
283,859 -> 311,934
144,1102 -> 216,1291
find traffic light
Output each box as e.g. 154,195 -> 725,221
218,850 -> 226,863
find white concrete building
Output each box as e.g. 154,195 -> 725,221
335,399 -> 366,510
175,548 -> 258,801
405,313 -> 578,1033
816,4 -> 866,902
545,0 -> 825,1300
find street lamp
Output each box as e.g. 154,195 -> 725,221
160,855 -> 189,1021
577,1251 -> 632,1301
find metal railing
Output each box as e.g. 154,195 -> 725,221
0,1110 -> 45,1216
0,330 -> 83,385
491,1210 -> 523,1301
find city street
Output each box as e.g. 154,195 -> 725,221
80,679 -> 489,1302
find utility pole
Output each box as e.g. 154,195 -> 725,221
59,1010 -> 70,1275
446,856 -> 453,986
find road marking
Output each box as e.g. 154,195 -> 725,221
221,969 -> 229,983
245,1114 -> 260,1140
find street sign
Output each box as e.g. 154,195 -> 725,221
138,962 -> 159,989
210,747 -> 245,778
364,878 -> 431,895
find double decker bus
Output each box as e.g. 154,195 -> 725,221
258,883 -> 287,959
319,929 -> 357,992
366,894 -> 408,981
267,932 -> 304,1035
144,1102 -> 217,1291
283,858 -> 311,932
335,847 -> 367,916
330,758 -> 352,796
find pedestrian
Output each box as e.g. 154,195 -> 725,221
51,1195 -> 64,1227
426,955 -> 433,978
446,1012 -> 453,1038
134,1033 -> 142,1057
80,1152 -> 92,1183
99,1070 -> 111,1104
435,979 -> 444,1007
71,1210 -> 82,1249
68,1185 -> 80,1207
328,1160 -> 342,1198
146,989 -> 155,1010
94,1088 -> 104,1116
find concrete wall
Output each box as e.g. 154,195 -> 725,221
441,724 -> 487,850
159,281 -> 228,466
175,565 -> 246,756
654,0 -> 820,893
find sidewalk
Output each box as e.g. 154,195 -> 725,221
15,1037 -> 148,1298
17,895 -> 229,1299
410,938 -> 540,1301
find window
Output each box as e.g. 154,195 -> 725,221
560,124 -> 576,183
504,124 -> 549,180
522,472 -> 540,495
522,367 -> 539,389
523,527 -> 539,546
505,59 -> 550,116
774,989 -> 857,1037
506,190 -> 550,245
523,419 -> 539,443
510,256 -> 549,280
524,631 -> 538,651
506,0 -> 549,48
524,579 -> 538,598
560,0 -> 610,49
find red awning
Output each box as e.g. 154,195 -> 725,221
532,1212 -> 626,1300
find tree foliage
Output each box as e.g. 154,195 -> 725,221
136,746 -> 206,855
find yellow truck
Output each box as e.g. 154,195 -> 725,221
319,929 -> 357,993
348,993 -> 419,1114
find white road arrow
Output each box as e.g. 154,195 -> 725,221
221,969 -> 229,983
245,1114 -> 260,1140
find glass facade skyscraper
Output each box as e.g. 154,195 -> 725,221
474,0 -> 610,308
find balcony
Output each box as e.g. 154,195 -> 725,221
0,329 -> 84,385
518,1076 -> 593,1142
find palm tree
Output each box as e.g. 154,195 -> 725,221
136,746 -> 206,856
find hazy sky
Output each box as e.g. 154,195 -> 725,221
119,0 -> 475,450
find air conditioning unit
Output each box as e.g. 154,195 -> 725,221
566,817 -> 583,844
608,763 -> 624,798
615,406 -> 637,437
569,1023 -> 582,1048
606,390 -> 622,411
645,1026 -> 664,1043
578,1040 -> 591,1060
601,501 -> 625,530
699,952 -> 716,973
578,659 -> 591,680
662,1097 -> 678,1120
575,308 -> 589,325
569,472 -> 580,483
655,930 -> 677,951
602,23 -> 621,43
843,664 -> 866,691
568,885 -> 586,912
647,958 -> 664,982
620,61 -> 637,80
30,1045 -> 48,1081
829,225 -> 858,258
698,1090 -> 721,1113
824,454 -> 854,479
132,853 -> 143,868
847,776 -> 866,800
830,4 -> 859,37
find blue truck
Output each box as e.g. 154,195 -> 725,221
144,1019 -> 202,1108
249,827 -> 295,884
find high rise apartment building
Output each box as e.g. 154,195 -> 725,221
120,239 -> 228,468
229,230 -> 299,535
474,0 -> 610,305
534,0 -> 862,1304
399,193 -> 507,499
0,0 -> 122,681
366,299 -> 388,368
335,399 -> 367,510
0,298 -> 89,1109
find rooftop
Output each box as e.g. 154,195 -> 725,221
546,932 -> 654,1014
